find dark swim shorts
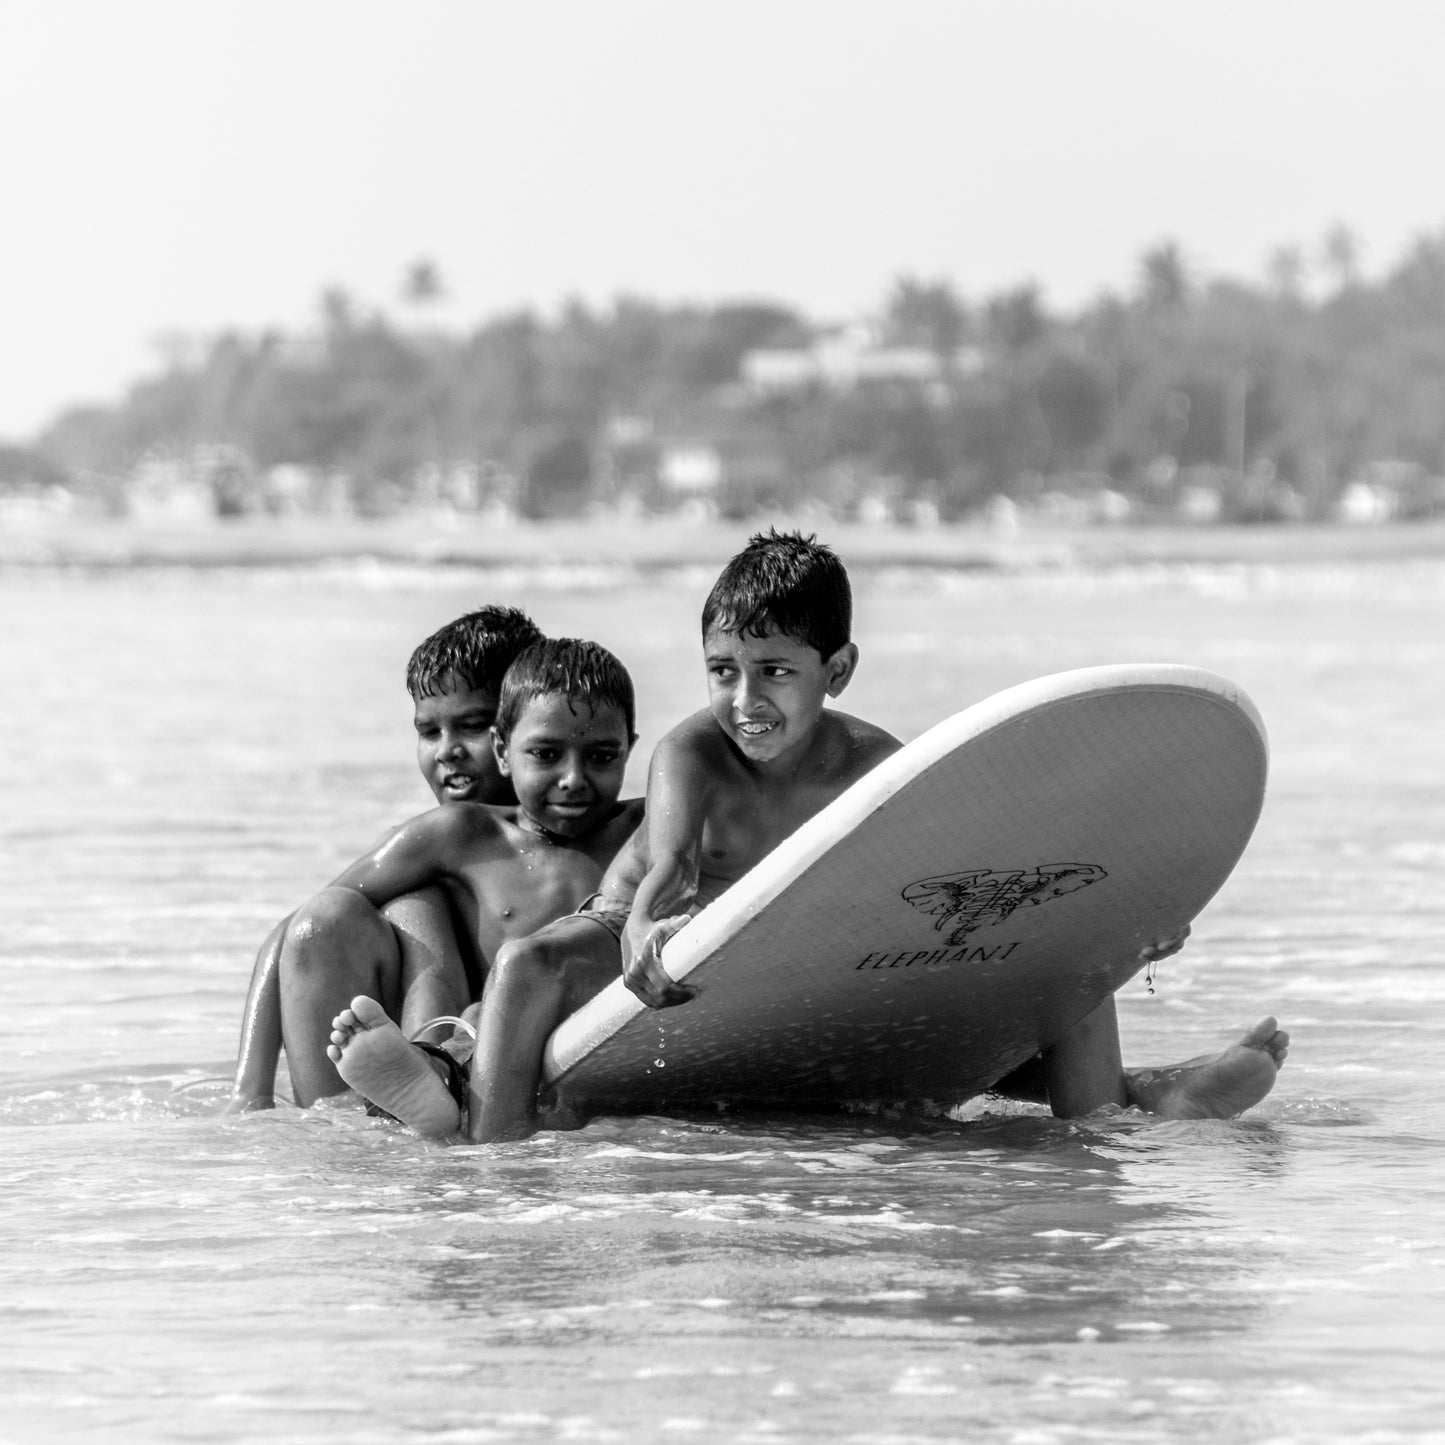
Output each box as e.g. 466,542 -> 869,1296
574,893 -> 706,944
411,1041 -> 469,1110
573,891 -> 632,941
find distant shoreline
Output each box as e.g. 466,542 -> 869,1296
4,513 -> 1445,572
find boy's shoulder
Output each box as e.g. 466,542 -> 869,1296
556,797 -> 642,868
663,708 -> 723,743
654,708 -> 730,755
392,798 -> 505,834
596,796 -> 646,842
653,709 -> 741,775
417,798 -> 518,848
434,797 -> 512,824
817,708 -> 902,777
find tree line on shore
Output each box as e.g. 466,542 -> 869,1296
11,228 -> 1445,523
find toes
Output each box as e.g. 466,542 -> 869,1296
1241,1016 -> 1279,1048
325,1043 -> 342,1064
348,995 -> 392,1028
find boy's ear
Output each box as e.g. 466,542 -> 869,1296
492,730 -> 512,777
824,642 -> 860,698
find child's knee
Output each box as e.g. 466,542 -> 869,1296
489,922 -> 617,1007
286,888 -> 388,958
380,885 -> 449,930
492,935 -> 566,987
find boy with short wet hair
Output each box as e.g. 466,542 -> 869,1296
284,637 -> 644,1121
406,605 -> 547,807
626,531 -> 1287,1122
621,528 -> 897,1000
342,531 -> 1288,1141
226,605 -> 544,1110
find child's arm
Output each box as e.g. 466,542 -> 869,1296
225,915 -> 290,1111
327,805 -> 484,911
621,736 -> 709,1008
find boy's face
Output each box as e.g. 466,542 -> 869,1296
703,625 -> 857,768
494,692 -> 633,839
413,677 -> 511,805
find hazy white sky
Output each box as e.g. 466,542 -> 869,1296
3,0 -> 1443,439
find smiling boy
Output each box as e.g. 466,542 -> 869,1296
624,533 -> 1287,1120
620,534 -> 898,1004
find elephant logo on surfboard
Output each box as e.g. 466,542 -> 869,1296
901,864 -> 1106,944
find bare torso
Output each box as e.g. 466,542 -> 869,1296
603,708 -> 899,911
340,797 -> 645,968
692,709 -> 897,892
454,800 -> 644,961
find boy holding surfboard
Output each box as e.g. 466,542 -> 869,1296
336,530 -> 1287,1139
616,530 -> 1286,1126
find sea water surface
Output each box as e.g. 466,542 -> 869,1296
1,550 -> 1442,1443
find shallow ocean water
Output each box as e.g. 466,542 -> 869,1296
1,549 -> 1443,1443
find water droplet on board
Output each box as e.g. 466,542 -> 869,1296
654,1058 -> 666,1068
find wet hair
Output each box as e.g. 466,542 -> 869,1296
495,637 -> 637,742
406,606 -> 545,700
700,528 -> 851,660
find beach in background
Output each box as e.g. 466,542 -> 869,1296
6,512 -> 1445,573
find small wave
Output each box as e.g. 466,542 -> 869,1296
1267,1096 -> 1375,1126
1389,841 -> 1445,868
0,1070 -> 272,1128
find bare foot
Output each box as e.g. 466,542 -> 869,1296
327,995 -> 463,1138
1126,1017 -> 1290,1119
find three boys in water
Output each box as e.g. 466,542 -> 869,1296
231,529 -> 1288,1141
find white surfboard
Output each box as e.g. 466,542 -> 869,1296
542,664 -> 1267,1115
